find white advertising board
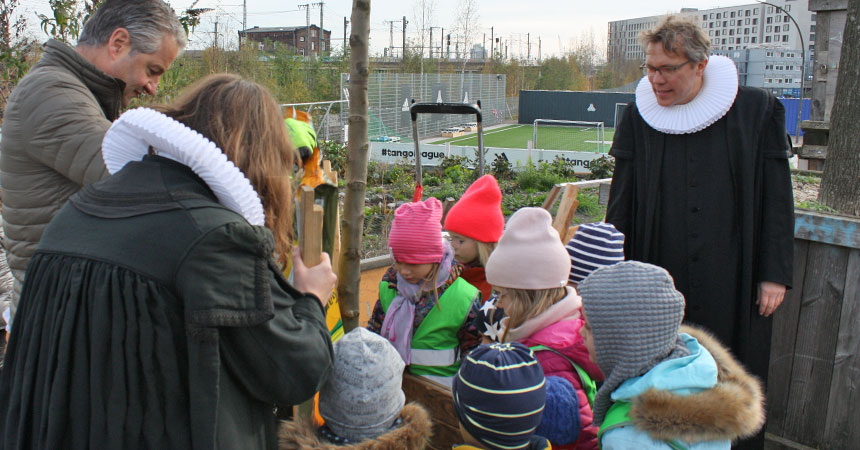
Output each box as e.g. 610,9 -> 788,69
368,142 -> 603,174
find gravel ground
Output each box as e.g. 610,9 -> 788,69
793,177 -> 820,205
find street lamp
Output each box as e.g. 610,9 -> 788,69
757,1 -> 806,145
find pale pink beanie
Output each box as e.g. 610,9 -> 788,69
485,207 -> 571,289
388,198 -> 445,264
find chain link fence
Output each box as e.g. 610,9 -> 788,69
340,72 -> 508,143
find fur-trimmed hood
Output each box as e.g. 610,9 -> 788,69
627,325 -> 765,443
278,403 -> 432,450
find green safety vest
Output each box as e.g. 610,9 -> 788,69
597,401 -> 688,450
380,277 -> 477,384
529,345 -> 597,409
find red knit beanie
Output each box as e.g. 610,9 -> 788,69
388,198 -> 445,264
444,174 -> 504,243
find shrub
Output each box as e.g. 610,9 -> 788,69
491,154 -> 515,180
588,155 -> 615,180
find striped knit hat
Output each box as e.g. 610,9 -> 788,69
578,261 -> 690,425
388,198 -> 445,264
453,342 -> 547,450
566,222 -> 625,284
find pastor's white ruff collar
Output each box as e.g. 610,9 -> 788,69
101,108 -> 265,226
635,55 -> 739,134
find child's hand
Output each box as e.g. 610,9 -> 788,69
291,247 -> 337,306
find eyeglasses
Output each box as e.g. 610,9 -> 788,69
640,60 -> 693,77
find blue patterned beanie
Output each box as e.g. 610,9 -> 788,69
453,342 -> 547,450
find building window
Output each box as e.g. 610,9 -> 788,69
744,36 -> 749,43
300,36 -> 305,42
717,13 -> 721,19
722,38 -> 727,44
752,36 -> 757,43
311,30 -> 316,37
730,29 -> 735,35
783,24 -> 789,31
766,17 -> 773,24
731,11 -> 736,18
810,33 -> 815,41
766,25 -> 772,32
783,35 -> 789,42
745,28 -> 750,34
746,9 -> 751,16
709,30 -> 714,36
812,13 -> 817,21
710,22 -> 714,28
703,15 -> 707,21
809,44 -> 815,51
765,36 -> 772,43
753,18 -> 758,25
784,16 -> 790,22
321,42 -> 325,51
745,18 -> 750,25
715,30 -> 720,36
767,6 -> 773,13
731,19 -> 736,26
811,24 -> 816,32
723,21 -> 728,27
300,48 -> 305,55
710,13 -> 715,19
785,5 -> 791,11
258,42 -> 264,50
311,41 -> 315,50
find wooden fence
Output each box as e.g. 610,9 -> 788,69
766,210 -> 860,450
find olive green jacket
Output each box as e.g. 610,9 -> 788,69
0,39 -> 122,324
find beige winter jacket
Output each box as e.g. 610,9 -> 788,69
0,39 -> 121,326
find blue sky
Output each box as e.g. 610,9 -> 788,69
16,0 -> 759,57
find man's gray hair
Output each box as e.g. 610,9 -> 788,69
639,15 -> 710,62
78,0 -> 187,54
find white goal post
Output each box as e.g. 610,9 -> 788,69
532,119 -> 606,153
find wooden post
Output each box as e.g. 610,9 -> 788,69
300,185 -> 324,267
441,197 -> 456,225
297,185 -> 324,420
541,185 -> 561,210
552,185 -> 579,240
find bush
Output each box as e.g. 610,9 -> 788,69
588,155 -> 615,180
491,154 -> 515,180
319,140 -> 346,178
516,162 -> 564,192
440,154 -> 473,172
501,192 -> 547,215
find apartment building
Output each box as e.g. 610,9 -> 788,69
607,0 -> 816,62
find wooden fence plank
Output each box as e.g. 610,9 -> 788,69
541,185 -> 561,210
767,239 -> 810,437
552,185 -> 579,239
822,248 -> 860,448
794,210 -> 860,250
783,242 -> 848,445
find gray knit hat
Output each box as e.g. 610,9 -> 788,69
319,328 -> 406,441
578,261 -> 690,426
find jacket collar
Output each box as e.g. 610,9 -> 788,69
39,39 -> 124,121
627,325 -> 765,442
277,403 -> 432,450
504,286 -> 581,342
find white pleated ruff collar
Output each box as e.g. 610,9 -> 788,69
634,55 -> 739,135
101,108 -> 266,226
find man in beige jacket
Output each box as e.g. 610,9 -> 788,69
0,0 -> 186,332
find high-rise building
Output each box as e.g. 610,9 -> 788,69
607,0 -> 816,62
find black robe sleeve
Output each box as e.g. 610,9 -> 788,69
756,99 -> 795,288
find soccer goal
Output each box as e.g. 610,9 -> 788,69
533,119 -> 607,153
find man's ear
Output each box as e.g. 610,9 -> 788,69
695,58 -> 709,77
106,28 -> 131,59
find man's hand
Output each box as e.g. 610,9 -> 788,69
291,247 -> 337,306
757,281 -> 786,317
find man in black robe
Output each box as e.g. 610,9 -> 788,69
606,16 -> 794,448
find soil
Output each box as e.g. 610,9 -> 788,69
792,177 -> 820,204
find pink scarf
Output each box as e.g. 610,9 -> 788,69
380,243 -> 455,364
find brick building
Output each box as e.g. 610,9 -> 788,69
238,25 -> 331,55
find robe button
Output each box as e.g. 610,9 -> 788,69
691,206 -> 701,213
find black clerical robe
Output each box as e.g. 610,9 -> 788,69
605,86 -> 795,384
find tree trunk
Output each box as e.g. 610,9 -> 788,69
336,0 -> 370,333
819,0 -> 860,216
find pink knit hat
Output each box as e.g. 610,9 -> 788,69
444,174 -> 504,243
388,198 -> 445,264
485,207 -> 571,289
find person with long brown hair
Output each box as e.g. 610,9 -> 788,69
0,73 -> 336,450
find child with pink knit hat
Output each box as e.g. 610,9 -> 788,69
367,197 -> 482,387
443,174 -> 505,302
483,207 -> 604,450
